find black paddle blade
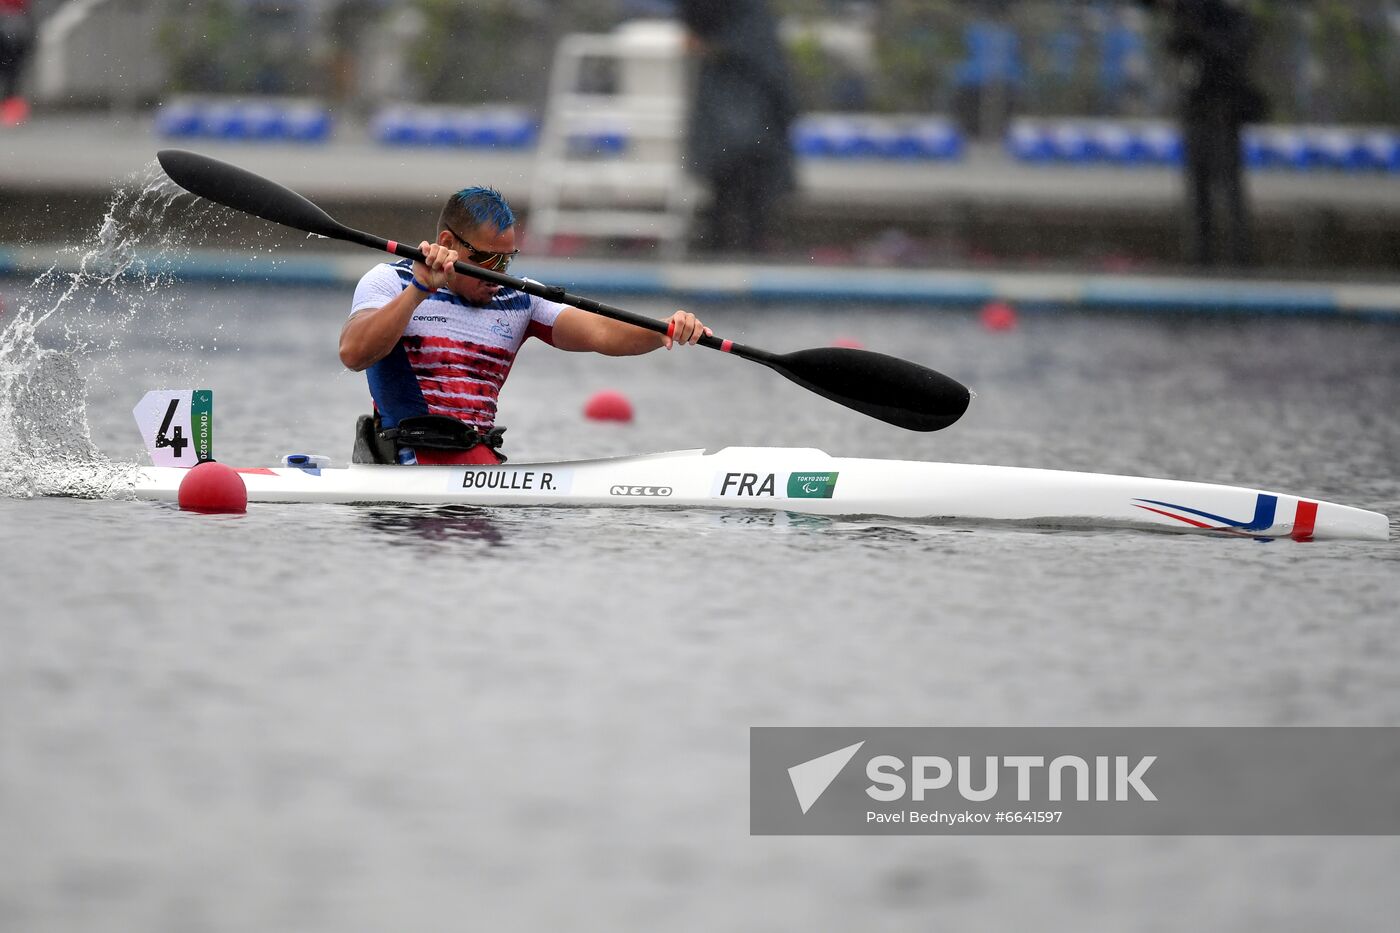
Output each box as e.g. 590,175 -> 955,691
767,347 -> 971,432
157,149 -> 346,240
152,149 -> 970,432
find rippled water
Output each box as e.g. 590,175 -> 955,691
2,264 -> 1400,931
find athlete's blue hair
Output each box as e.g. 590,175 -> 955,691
439,186 -> 515,236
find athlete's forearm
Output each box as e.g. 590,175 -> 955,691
593,321 -> 667,356
339,288 -> 426,371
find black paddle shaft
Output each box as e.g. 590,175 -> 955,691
156,148 -> 971,431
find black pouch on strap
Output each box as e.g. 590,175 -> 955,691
378,415 -> 508,461
381,415 -> 481,450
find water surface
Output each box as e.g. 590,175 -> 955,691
2,273 -> 1399,932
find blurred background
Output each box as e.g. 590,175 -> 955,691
2,0 -> 1399,287
4,7 -> 1400,932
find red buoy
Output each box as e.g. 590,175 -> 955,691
979,300 -> 1019,332
177,461 -> 248,513
0,97 -> 30,127
583,389 -> 634,423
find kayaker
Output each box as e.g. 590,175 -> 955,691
339,186 -> 711,466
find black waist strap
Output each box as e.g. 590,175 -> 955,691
379,415 -> 506,451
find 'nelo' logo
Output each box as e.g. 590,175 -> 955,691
610,485 -> 673,497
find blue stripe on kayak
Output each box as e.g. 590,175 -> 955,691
1135,494 -> 1278,531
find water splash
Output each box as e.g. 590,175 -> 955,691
0,162 -> 234,499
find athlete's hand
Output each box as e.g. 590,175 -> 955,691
664,310 -> 712,349
413,241 -> 459,292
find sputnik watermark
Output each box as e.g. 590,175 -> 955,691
788,745 -> 1155,817
752,727 -> 1400,835
788,741 -> 865,814
865,754 -> 1156,802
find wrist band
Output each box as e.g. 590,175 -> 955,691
410,277 -> 433,294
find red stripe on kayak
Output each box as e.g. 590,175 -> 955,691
720,339 -> 733,353
1133,504 -> 1214,529
234,468 -> 278,476
386,240 -> 398,254
1291,500 -> 1318,542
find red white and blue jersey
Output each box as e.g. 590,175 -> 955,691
350,260 -> 565,429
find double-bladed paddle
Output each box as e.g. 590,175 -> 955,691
156,148 -> 971,431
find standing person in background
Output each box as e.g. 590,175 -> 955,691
677,0 -> 797,256
0,0 -> 33,126
1144,0 -> 1268,267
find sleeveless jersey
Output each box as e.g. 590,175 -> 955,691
349,260 -> 565,429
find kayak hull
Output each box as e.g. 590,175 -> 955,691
130,447 -> 1390,541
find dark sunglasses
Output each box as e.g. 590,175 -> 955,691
444,223 -> 518,272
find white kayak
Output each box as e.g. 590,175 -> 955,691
132,446 -> 1390,541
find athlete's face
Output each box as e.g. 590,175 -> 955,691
440,223 -> 517,305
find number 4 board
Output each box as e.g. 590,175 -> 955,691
132,389 -> 213,467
